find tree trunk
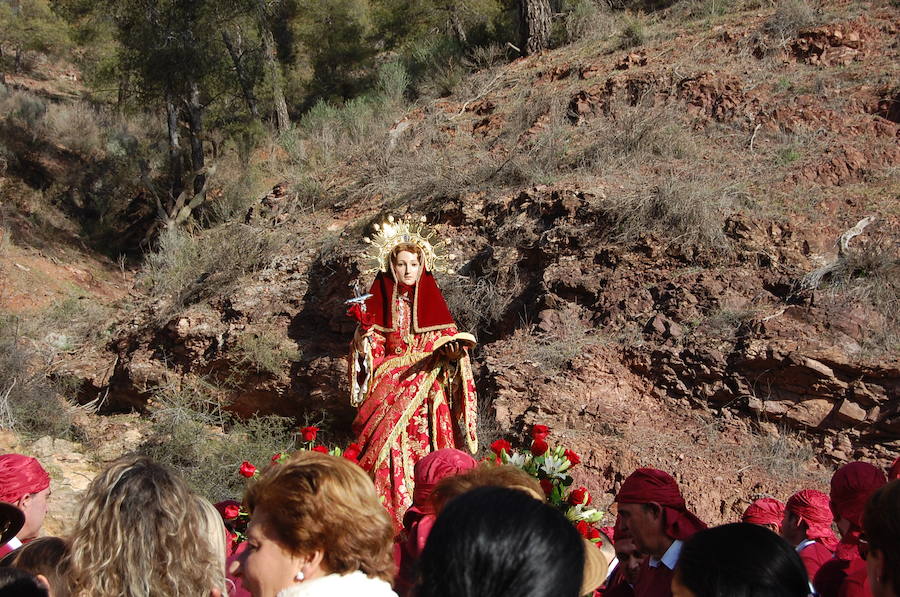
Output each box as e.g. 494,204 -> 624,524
222,29 -> 260,119
518,0 -> 552,56
255,0 -> 290,132
186,80 -> 206,195
165,90 -> 184,203
117,72 -> 131,112
448,7 -> 467,45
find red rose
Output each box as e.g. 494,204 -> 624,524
531,438 -> 549,456
239,461 -> 257,478
311,445 -> 329,453
540,479 -> 553,496
531,424 -> 550,441
300,426 -> 319,442
564,449 -> 581,465
568,487 -> 592,506
271,452 -> 284,463
223,504 -> 241,520
343,443 -> 362,462
589,527 -> 601,540
491,439 -> 512,456
575,520 -> 591,537
346,303 -> 374,329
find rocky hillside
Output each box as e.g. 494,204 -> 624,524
2,0 -> 898,528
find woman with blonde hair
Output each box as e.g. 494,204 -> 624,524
66,455 -> 226,597
230,451 -> 396,597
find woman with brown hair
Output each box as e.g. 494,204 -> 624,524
1,536 -> 70,597
348,216 -> 478,530
230,451 -> 397,597
862,480 -> 900,597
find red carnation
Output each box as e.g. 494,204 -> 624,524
491,439 -> 512,456
300,426 -> 319,442
239,461 -> 257,478
540,479 -> 553,496
564,449 -> 581,465
568,487 -> 592,506
589,527 -> 601,540
576,520 -> 591,538
531,438 -> 549,456
311,445 -> 329,453
223,504 -> 241,520
531,424 -> 550,441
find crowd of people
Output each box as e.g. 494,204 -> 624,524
0,449 -> 898,597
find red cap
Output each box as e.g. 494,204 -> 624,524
616,468 -> 707,541
786,489 -> 838,551
830,462 -> 886,527
742,497 -> 785,528
0,454 -> 50,503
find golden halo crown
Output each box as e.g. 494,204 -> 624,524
362,215 -> 456,275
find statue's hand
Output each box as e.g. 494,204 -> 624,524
353,327 -> 374,352
439,340 -> 465,361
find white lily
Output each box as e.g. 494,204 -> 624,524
540,454 -> 569,480
507,452 -> 529,468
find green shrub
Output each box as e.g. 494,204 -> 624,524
618,15 -> 648,49
0,315 -> 75,438
235,331 -> 300,376
376,60 -> 410,106
44,102 -> 103,157
140,390 -> 296,502
140,224 -> 284,323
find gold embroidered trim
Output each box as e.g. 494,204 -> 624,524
372,365 -> 443,474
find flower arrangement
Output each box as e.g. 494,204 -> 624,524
490,424 -> 605,546
226,425 -> 363,549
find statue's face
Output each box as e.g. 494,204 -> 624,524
391,250 -> 421,286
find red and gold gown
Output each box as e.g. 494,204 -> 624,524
350,270 -> 478,531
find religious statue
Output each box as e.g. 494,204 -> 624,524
346,215 -> 478,530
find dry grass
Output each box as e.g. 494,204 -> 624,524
599,173 -> 745,251
439,267 -> 524,336
573,100 -> 696,170
802,231 -> 900,353
762,0 -> 821,41
746,426 -> 818,482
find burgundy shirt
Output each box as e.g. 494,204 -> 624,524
797,540 -> 834,583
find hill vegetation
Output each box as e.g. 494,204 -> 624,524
0,0 -> 898,523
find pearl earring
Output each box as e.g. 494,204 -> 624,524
294,571 -> 305,582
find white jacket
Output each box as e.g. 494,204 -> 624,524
276,571 -> 398,597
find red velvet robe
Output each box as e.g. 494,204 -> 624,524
351,280 -> 478,531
